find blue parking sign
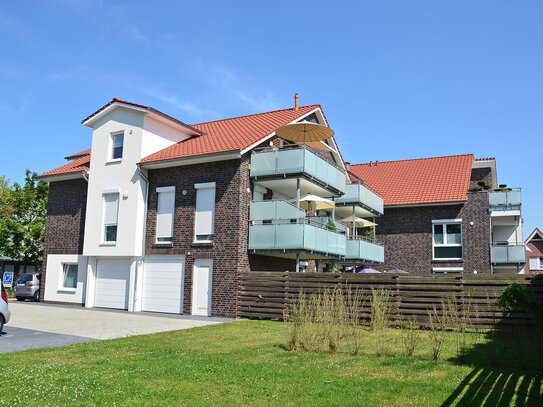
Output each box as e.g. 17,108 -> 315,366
2,271 -> 14,288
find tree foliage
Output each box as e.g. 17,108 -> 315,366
0,170 -> 48,264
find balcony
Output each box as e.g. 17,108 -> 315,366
335,183 -> 384,216
250,146 -> 346,195
250,199 -> 305,222
489,189 -> 521,210
490,244 -> 526,264
345,238 -> 384,263
249,200 -> 346,258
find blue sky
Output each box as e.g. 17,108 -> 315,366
0,1 -> 541,235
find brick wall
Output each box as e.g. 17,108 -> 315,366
40,179 -> 88,299
146,156 -> 297,317
375,192 -> 491,274
470,167 -> 493,189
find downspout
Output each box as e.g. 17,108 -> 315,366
134,163 -> 149,309
82,170 -> 89,182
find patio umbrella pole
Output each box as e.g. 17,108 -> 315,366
352,205 -> 356,238
296,179 -> 300,208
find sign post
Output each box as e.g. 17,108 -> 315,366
2,271 -> 14,288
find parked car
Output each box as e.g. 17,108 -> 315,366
15,273 -> 41,301
0,282 -> 10,332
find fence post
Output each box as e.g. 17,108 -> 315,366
283,271 -> 290,318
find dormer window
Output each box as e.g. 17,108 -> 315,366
111,132 -> 124,160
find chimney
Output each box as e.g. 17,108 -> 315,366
294,93 -> 299,111
344,161 -> 351,171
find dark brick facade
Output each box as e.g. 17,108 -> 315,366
374,192 -> 491,275
145,157 -> 293,318
470,167 -> 493,189
40,179 -> 88,299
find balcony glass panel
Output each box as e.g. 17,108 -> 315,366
336,183 -> 384,215
346,239 -> 384,263
489,189 -> 522,208
250,200 -> 304,222
250,147 -> 346,193
490,244 -> 526,264
249,223 -> 346,257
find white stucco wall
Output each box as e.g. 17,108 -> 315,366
44,254 -> 88,304
82,107 -> 194,258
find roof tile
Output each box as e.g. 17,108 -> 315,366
350,154 -> 474,206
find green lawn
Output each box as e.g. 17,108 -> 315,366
0,320 -> 541,406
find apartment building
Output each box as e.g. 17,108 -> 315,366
349,155 -> 525,275
37,97 -> 384,317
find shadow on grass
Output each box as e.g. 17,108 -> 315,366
440,327 -> 543,406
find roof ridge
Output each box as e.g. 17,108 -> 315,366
190,104 -> 321,126
351,153 -> 474,167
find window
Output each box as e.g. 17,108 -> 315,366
194,182 -> 216,242
432,220 -> 463,259
103,192 -> 119,242
62,264 -> 78,289
111,132 -> 124,160
529,257 -> 543,270
156,186 -> 175,243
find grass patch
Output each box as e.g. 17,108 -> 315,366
0,320 -> 542,406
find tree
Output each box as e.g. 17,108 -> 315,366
0,170 -> 48,264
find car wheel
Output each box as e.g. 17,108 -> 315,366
33,291 -> 40,302
16,296 -> 25,302
0,316 -> 4,333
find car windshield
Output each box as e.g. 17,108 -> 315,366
17,274 -> 33,283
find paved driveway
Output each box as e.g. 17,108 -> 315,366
0,302 -> 231,353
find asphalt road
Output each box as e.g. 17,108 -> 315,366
0,327 -> 93,353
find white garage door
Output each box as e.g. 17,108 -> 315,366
95,258 -> 131,310
142,256 -> 184,314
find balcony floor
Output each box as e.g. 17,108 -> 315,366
249,249 -> 343,260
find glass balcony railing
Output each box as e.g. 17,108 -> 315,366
250,146 -> 346,194
309,216 -> 347,233
250,200 -> 305,222
345,239 -> 384,263
248,223 -> 347,257
488,189 -> 522,209
335,183 -> 384,215
490,244 -> 526,264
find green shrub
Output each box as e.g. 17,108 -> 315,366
498,283 -> 543,326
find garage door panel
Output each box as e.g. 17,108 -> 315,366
95,259 -> 130,310
142,257 -> 184,314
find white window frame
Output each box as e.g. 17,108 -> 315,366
102,191 -> 120,245
194,182 -> 216,243
109,131 -> 124,162
529,257 -> 543,271
60,263 -> 78,291
432,219 -> 463,260
156,186 -> 175,244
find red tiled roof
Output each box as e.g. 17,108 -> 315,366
65,148 -> 91,160
39,102 -> 322,177
82,98 -> 205,136
39,152 -> 91,178
350,154 -> 474,206
140,104 -> 320,163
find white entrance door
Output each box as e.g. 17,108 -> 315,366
192,259 -> 212,316
94,258 -> 130,310
142,257 -> 184,314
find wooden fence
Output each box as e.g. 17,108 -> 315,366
239,272 -> 543,328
